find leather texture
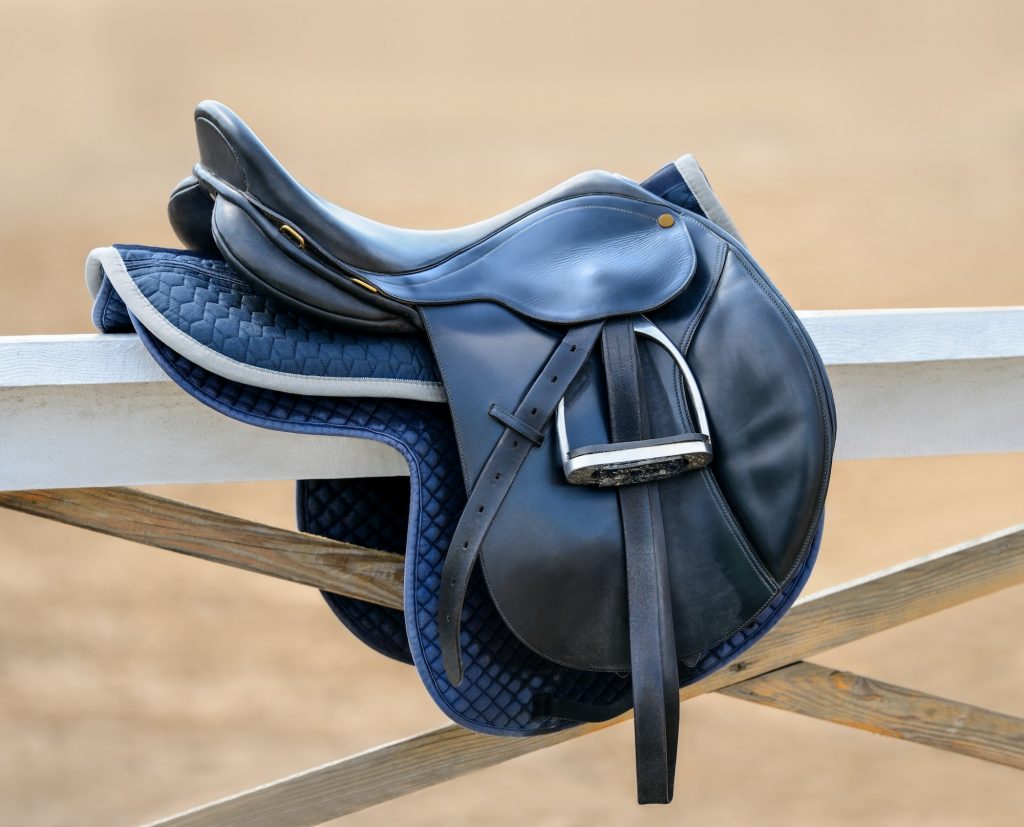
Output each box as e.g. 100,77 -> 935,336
167,177 -> 219,256
358,197 -> 695,323
435,320 -> 605,683
211,197 -> 421,332
90,105 -> 835,804
173,101 -> 701,332
187,100 -> 665,274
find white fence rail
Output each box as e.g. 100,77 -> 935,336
2,307 -> 1023,491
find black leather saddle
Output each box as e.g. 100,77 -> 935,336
164,101 -> 835,803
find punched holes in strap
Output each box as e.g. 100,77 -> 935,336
437,321 -> 605,686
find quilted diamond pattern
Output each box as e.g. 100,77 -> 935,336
300,477 -> 414,663
91,273 -> 133,333
116,245 -> 438,383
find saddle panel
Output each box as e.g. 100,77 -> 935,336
167,176 -> 217,255
210,197 -> 422,334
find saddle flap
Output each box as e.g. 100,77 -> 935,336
360,194 -> 697,324
419,221 -> 833,673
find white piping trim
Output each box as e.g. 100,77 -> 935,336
673,155 -> 744,244
84,247 -> 447,402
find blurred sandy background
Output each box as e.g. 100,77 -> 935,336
1,2 -> 1022,825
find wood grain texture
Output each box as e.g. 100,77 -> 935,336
142,723 -> 612,827
721,661 -> 1024,769
145,524 -> 1024,827
0,488 -> 404,610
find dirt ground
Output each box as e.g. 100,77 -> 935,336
1,2 -> 1022,825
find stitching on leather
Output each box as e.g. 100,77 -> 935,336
200,164 -> 668,278
679,221 -> 728,357
419,310 -> 473,486
661,331 -> 777,595
667,221 -> 727,432
214,183 -> 695,325
693,215 -> 833,587
398,240 -> 695,328
727,247 -> 833,585
196,116 -> 248,191
701,470 -> 777,591
671,214 -> 830,590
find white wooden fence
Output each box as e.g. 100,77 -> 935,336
1,307 -> 1023,826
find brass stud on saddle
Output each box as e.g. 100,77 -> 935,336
657,213 -> 676,228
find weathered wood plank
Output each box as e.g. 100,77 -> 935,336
4,490 -> 1021,661
696,524 -> 1024,699
145,524 -> 1024,827
721,661 -> 1024,769
142,723 -> 608,827
0,488 -> 404,610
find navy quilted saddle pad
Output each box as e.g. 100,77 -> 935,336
85,163 -> 824,743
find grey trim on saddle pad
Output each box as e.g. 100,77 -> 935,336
85,245 -> 445,403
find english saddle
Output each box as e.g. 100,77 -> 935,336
86,101 -> 835,804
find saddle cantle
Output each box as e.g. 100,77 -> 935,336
90,101 -> 835,804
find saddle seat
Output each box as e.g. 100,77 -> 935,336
170,101 -> 696,332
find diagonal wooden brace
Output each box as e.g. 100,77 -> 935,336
3,489 -> 1023,826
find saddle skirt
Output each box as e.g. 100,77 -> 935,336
87,101 -> 835,805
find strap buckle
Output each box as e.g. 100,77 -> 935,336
555,318 -> 712,487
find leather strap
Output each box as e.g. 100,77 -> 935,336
438,321 -> 604,685
602,318 -> 680,804
488,404 -> 546,446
